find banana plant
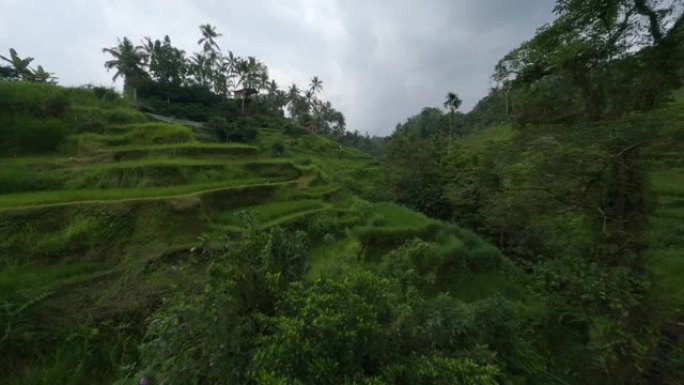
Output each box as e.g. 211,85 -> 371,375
0,48 -> 56,83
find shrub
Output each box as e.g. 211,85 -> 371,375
90,86 -> 121,102
129,227 -> 308,385
207,116 -> 258,143
284,121 -> 307,137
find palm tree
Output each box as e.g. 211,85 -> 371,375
198,24 -> 222,52
304,89 -> 314,107
236,56 -> 268,90
309,76 -> 323,95
287,84 -> 303,119
267,80 -> 278,95
223,51 -> 240,88
288,84 -> 300,99
102,37 -> 148,100
444,91 -> 462,154
189,52 -> 213,87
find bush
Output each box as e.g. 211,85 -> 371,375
284,121 -> 307,137
207,116 -> 258,143
90,86 -> 121,102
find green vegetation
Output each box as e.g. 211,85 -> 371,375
1,1 -> 684,384
0,80 -> 395,384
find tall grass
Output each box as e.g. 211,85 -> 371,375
0,115 -> 68,155
75,123 -> 195,147
66,105 -> 146,133
0,166 -> 59,194
0,81 -> 69,117
102,142 -> 259,160
0,179 -> 293,208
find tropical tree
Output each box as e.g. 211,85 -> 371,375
0,48 -> 56,83
141,35 -> 187,98
235,56 -> 268,90
31,65 -> 57,83
444,92 -> 462,154
262,80 -> 287,113
0,48 -> 33,80
102,37 -> 148,99
188,52 -> 213,88
287,83 -> 308,120
198,23 -> 222,53
309,76 -> 323,96
494,0 -> 684,122
221,51 -> 240,92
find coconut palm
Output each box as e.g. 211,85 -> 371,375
102,37 -> 148,99
304,89 -> 314,106
188,52 -> 213,87
222,51 -> 240,87
444,91 -> 462,154
287,84 -> 306,119
288,84 -> 300,100
267,80 -> 278,95
198,24 -> 222,52
309,76 -> 323,95
236,56 -> 268,90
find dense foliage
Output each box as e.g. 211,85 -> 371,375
3,1 -> 684,385
120,225 -> 519,385
383,1 -> 684,383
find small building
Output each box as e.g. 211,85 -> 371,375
232,88 -> 258,100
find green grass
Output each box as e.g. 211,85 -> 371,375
0,115 -> 69,155
369,202 -> 430,227
250,200 -> 325,223
0,81 -> 69,117
0,160 -> 255,192
307,238 -> 362,279
217,199 -> 327,227
0,165 -> 60,193
0,262 -> 97,300
74,122 -> 195,147
0,178 -> 295,209
107,142 -> 257,152
66,105 -> 147,133
102,142 -> 259,160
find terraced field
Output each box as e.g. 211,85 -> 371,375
0,118 -> 351,264
0,86 -> 370,346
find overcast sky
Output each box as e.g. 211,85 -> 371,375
0,0 -> 556,136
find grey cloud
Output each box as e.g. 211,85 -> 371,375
0,0 -> 556,136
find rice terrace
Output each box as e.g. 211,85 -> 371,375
1,0 -> 684,384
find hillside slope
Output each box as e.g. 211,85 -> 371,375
0,83 -> 520,384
